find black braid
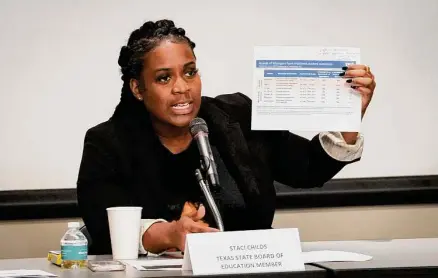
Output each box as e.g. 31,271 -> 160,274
117,19 -> 196,107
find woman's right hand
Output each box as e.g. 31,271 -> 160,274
169,203 -> 219,251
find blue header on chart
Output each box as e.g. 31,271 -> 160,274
256,60 -> 355,69
264,70 -> 343,78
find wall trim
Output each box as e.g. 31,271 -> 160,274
1,175 -> 437,220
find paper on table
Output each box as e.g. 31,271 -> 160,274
0,269 -> 57,277
302,250 -> 372,263
252,46 -> 362,132
120,258 -> 183,271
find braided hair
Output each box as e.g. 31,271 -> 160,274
116,19 -> 196,108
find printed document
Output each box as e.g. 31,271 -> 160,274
0,270 -> 56,277
120,257 -> 183,271
252,46 -> 361,132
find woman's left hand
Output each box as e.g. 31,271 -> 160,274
340,64 -> 376,118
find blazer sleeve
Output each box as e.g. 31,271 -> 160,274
215,92 -> 355,188
76,125 -> 135,255
269,129 -> 351,188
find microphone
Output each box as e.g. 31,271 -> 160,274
189,118 -> 220,187
195,169 -> 224,232
189,117 -> 224,231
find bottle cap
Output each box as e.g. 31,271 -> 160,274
68,222 -> 80,228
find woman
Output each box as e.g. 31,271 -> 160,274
76,19 -> 376,255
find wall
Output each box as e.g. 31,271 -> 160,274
1,205 -> 438,259
1,0 -> 438,191
1,0 -> 437,261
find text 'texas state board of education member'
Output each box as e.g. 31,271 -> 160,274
76,19 -> 376,255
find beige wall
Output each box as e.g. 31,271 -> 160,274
1,204 -> 438,259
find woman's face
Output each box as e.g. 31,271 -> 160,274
131,40 -> 202,129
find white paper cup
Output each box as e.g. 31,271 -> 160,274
106,206 -> 142,260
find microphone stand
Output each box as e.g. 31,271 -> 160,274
195,169 -> 224,232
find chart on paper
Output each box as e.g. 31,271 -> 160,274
252,46 -> 361,132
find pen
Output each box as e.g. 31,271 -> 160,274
142,264 -> 182,270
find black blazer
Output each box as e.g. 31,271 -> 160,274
77,92 -> 355,255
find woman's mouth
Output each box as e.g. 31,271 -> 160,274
171,102 -> 193,115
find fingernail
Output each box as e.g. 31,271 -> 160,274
342,66 -> 348,70
346,79 -> 353,83
339,72 -> 345,76
351,86 -> 358,89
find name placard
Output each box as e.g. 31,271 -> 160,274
182,228 -> 304,275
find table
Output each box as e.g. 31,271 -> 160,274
303,238 -> 438,278
0,257 -> 325,278
3,238 -> 438,277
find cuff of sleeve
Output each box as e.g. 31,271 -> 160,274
319,132 -> 364,162
138,218 -> 168,255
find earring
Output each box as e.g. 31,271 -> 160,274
137,96 -> 143,101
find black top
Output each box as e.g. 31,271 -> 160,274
132,122 -> 247,229
77,92 -> 357,254
155,140 -> 203,221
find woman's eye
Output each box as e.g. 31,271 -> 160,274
157,75 -> 171,83
185,69 -> 199,77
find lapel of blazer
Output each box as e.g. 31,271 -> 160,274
199,98 -> 263,210
112,104 -> 168,218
